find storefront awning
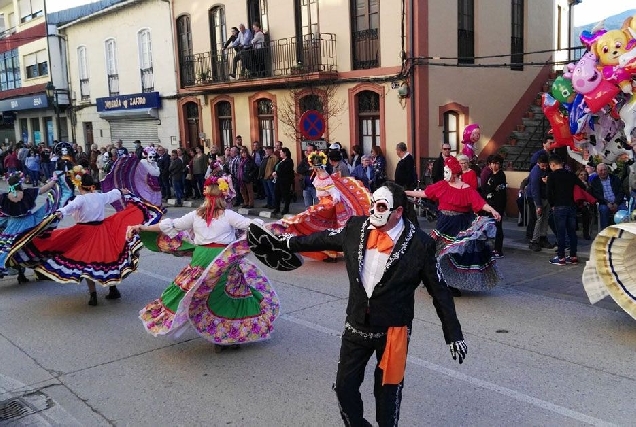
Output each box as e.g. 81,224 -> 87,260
98,108 -> 159,120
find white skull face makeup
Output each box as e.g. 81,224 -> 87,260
369,186 -> 395,228
61,147 -> 68,156
443,166 -> 452,182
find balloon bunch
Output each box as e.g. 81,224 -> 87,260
544,15 -> 636,168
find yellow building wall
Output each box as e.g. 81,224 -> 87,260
427,0 -> 554,156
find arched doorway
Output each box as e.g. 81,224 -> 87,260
184,101 -> 199,149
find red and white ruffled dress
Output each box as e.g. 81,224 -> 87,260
15,190 -> 163,285
275,173 -> 371,260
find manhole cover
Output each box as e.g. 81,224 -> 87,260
0,399 -> 34,421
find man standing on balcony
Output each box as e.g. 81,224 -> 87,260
229,24 -> 253,79
248,22 -> 266,76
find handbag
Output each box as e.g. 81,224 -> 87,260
186,173 -> 193,181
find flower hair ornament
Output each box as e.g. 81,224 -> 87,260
203,175 -> 230,225
70,165 -> 90,189
7,172 -> 25,197
308,151 -> 328,167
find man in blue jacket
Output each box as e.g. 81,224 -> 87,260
590,163 -> 625,230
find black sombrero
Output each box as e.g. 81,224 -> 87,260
247,223 -> 303,271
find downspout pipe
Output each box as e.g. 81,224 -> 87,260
409,0 -> 417,176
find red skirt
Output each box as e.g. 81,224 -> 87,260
25,203 -> 145,285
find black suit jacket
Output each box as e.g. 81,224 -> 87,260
288,216 -> 463,343
395,153 -> 417,189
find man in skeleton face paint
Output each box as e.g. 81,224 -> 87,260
251,181 -> 466,426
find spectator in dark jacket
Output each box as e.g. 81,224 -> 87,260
590,163 -> 626,231
527,154 -> 554,251
546,154 -> 589,265
156,146 -> 171,200
297,143 -> 317,207
370,146 -> 386,190
483,155 -> 507,257
169,149 -> 184,206
394,142 -> 417,189
432,143 -> 452,183
272,147 -> 294,215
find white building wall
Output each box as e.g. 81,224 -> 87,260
61,0 -> 178,150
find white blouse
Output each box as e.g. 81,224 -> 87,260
159,209 -> 253,245
59,189 -> 122,223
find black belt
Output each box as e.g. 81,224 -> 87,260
80,220 -> 104,226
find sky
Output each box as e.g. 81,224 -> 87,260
46,0 -> 99,13
46,0 -> 634,23
573,0 -> 635,26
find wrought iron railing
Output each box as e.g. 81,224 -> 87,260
108,73 -> 119,96
141,67 -> 154,92
352,29 -> 379,70
80,78 -> 90,101
179,33 -> 337,87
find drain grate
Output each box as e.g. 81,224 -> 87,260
0,398 -> 34,421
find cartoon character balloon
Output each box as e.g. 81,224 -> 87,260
563,50 -> 620,113
591,28 -> 636,94
461,124 -> 480,160
550,76 -> 575,107
542,93 -> 575,150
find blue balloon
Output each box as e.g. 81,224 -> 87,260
568,93 -> 591,135
614,210 -> 630,224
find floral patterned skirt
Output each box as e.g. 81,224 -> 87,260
139,232 -> 279,346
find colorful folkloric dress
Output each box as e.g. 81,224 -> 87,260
14,190 -> 163,285
138,210 -> 279,346
275,173 -> 371,260
0,173 -> 73,277
101,155 -> 162,209
424,180 -> 501,291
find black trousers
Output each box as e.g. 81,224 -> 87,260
335,328 -> 404,427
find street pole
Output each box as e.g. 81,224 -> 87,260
54,91 -> 61,141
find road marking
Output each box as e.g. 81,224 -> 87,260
280,314 -> 617,427
138,269 -> 616,426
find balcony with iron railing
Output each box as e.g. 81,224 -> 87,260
179,33 -> 337,88
352,29 -> 379,70
141,67 -> 154,92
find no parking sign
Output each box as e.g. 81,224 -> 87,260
299,110 -> 325,140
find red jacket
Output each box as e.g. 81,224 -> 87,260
3,152 -> 18,169
573,186 -> 596,205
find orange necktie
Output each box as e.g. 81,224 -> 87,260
366,229 -> 393,254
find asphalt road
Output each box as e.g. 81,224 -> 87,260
0,201 -> 634,426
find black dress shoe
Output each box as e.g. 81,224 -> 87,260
105,286 -> 121,300
322,257 -> 337,263
17,274 -> 29,284
88,292 -> 98,306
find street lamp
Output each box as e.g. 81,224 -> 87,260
45,81 -> 62,142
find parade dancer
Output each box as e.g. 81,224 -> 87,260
0,171 -> 72,282
101,146 -> 163,209
15,174 -> 163,306
274,151 -> 371,262
248,182 -> 466,426
406,156 -> 502,296
127,174 -> 279,352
